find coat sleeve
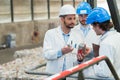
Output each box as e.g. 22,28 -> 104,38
94,43 -> 115,78
43,30 -> 60,60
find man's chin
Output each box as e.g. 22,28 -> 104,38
67,26 -> 74,29
80,22 -> 86,25
81,23 -> 86,25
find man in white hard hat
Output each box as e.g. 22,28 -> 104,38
43,4 -> 85,77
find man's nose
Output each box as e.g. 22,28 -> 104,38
71,19 -> 76,23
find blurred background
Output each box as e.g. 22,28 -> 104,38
0,0 -> 120,79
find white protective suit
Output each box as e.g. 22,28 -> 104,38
74,23 -> 99,49
73,23 -> 100,78
43,26 -> 84,74
94,30 -> 120,79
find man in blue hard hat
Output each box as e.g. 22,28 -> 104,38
74,2 -> 99,63
86,7 -> 120,80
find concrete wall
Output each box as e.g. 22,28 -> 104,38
0,19 -> 60,47
0,0 -> 79,48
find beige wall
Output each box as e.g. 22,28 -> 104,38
0,0 -> 80,48
0,19 -> 59,47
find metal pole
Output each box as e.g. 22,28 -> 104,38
105,58 -> 120,80
61,0 -> 64,6
47,0 -> 50,19
31,0 -> 34,20
45,56 -> 119,80
87,0 -> 96,8
107,0 -> 120,32
73,0 -> 75,7
78,71 -> 84,80
10,0 -> 14,22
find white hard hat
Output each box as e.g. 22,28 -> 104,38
59,4 -> 76,17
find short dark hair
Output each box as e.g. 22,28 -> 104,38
92,20 -> 113,31
59,15 -> 67,17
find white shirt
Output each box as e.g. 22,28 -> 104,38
73,23 -> 100,49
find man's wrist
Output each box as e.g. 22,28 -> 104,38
77,59 -> 83,62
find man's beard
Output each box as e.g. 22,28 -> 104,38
64,21 -> 75,29
80,20 -> 87,25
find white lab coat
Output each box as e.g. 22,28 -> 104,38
74,23 -> 99,49
43,26 -> 84,74
94,30 -> 120,78
72,23 -> 100,78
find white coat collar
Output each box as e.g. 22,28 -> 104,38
56,26 -> 71,45
100,30 -> 117,42
75,23 -> 92,30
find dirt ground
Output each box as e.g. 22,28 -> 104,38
0,43 -> 41,64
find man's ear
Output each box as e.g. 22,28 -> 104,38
61,17 -> 65,22
97,24 -> 101,29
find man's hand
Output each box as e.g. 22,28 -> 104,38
85,47 -> 91,56
77,47 -> 91,61
61,46 -> 73,55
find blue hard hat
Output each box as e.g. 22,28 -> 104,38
76,2 -> 92,15
86,7 -> 110,24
